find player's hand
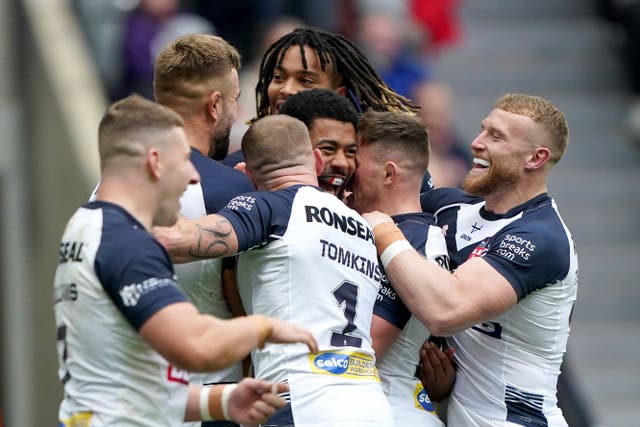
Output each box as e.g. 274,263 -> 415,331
234,161 -> 247,175
266,317 -> 319,354
418,339 -> 456,402
227,378 -> 288,426
361,211 -> 394,229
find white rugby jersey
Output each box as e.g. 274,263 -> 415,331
373,212 -> 449,427
54,201 -> 190,426
176,149 -> 254,389
218,185 -> 395,427
422,189 -> 579,427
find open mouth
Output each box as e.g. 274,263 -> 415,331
274,100 -> 286,113
318,175 -> 345,187
473,157 -> 490,168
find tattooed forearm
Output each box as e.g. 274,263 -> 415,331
189,217 -> 234,259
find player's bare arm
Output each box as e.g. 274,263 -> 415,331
184,379 -> 289,425
364,212 -> 518,336
370,314 -> 403,359
154,214 -> 239,263
140,302 -> 317,373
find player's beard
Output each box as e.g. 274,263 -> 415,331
208,130 -> 231,160
462,159 -> 520,196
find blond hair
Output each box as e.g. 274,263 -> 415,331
495,93 -> 569,165
153,34 -> 241,111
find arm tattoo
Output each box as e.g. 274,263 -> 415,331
189,217 -> 234,259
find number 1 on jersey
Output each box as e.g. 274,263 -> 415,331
330,281 -> 363,348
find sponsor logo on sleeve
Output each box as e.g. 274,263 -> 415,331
226,195 -> 256,211
496,234 -> 536,261
119,276 -> 178,307
167,365 -> 190,385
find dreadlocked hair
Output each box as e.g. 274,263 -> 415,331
254,27 -> 419,120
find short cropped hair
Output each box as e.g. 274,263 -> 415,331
98,94 -> 183,169
495,93 -> 569,165
357,110 -> 430,174
153,34 -> 241,110
241,115 -> 312,173
279,88 -> 359,130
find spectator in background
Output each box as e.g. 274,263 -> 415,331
355,9 -> 432,99
256,0 -> 340,34
596,0 -> 640,145
72,0 -> 131,99
116,0 -> 214,100
414,82 -> 470,188
409,0 -> 463,56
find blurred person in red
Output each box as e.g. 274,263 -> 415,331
409,0 -> 463,56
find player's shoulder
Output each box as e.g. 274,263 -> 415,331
495,194 -> 573,266
191,149 -> 253,189
88,201 -> 166,261
421,187 -> 482,214
511,194 -> 568,238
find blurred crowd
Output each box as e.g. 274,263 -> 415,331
72,0 -> 471,188
596,0 -> 640,146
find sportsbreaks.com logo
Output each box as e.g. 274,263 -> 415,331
309,351 -> 380,382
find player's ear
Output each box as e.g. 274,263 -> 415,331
313,147 -> 325,176
525,146 -> 551,170
335,86 -> 348,97
147,148 -> 162,180
383,161 -> 397,184
207,91 -> 222,121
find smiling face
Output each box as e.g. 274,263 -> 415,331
155,126 -> 200,226
348,137 -> 383,213
308,118 -> 357,197
267,45 -> 344,114
463,108 -> 540,196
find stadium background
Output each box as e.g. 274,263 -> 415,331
1,1 -> 638,425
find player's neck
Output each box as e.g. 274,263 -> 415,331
184,118 -> 211,157
95,178 -> 154,230
483,182 -> 548,214
373,189 -> 421,217
258,168 -> 318,191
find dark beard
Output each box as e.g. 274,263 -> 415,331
209,133 -> 230,160
462,164 -> 519,196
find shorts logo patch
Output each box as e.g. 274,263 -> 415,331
414,382 -> 435,412
309,350 -> 380,382
59,412 -> 92,427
